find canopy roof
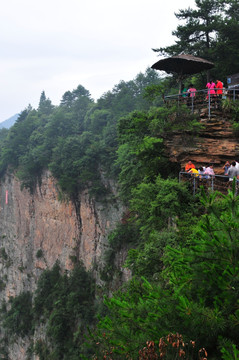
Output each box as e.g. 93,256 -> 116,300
151,54 -> 214,75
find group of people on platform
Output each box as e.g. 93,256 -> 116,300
184,160 -> 239,181
185,161 -> 215,179
206,79 -> 223,100
182,79 -> 224,102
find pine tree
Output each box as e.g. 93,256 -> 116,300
153,0 -> 224,59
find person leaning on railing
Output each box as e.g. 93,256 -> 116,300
198,166 -> 206,179
203,164 -> 215,179
189,167 -> 199,177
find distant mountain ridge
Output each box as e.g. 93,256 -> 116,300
0,113 -> 19,129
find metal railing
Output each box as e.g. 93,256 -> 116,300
164,88 -> 239,119
179,171 -> 237,196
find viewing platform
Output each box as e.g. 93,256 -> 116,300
164,88 -> 239,119
179,171 -> 236,195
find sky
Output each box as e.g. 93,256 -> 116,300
0,0 -> 194,122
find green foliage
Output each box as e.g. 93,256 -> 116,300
221,342 -> 239,360
33,261 -> 96,358
223,100 -> 239,138
34,340 -> 50,360
36,249 -> 43,259
90,186 -> 239,359
3,292 -> 33,337
0,70 -> 163,197
212,0 -> 239,81
38,91 -> 54,115
116,104 -> 202,201
91,278 -> 173,359
0,128 -> 8,143
34,262 -> 62,318
100,222 -> 140,282
1,261 -> 96,358
125,230 -> 177,278
116,110 -> 165,200
129,176 -> 192,237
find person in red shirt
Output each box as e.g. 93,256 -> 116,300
216,79 -> 223,95
216,79 -> 223,109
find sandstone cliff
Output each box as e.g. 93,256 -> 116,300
164,112 -> 239,174
0,170 -> 127,295
0,170 -> 128,358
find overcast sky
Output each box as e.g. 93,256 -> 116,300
0,0 -> 194,122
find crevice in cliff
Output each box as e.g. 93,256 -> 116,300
72,195 -> 82,263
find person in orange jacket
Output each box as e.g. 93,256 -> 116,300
185,161 -> 195,172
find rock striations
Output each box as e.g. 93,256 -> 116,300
164,111 -> 239,173
0,170 -> 128,358
0,170 -> 125,298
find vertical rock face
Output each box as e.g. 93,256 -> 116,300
0,170 -> 124,301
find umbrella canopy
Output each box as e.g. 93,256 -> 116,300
151,54 -> 214,75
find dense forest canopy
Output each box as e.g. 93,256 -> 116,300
0,68 -> 165,196
0,1 -> 239,359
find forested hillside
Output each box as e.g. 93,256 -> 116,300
0,1 -> 238,359
0,69 -> 165,197
0,71 -> 238,360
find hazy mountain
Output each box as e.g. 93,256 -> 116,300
0,113 -> 19,129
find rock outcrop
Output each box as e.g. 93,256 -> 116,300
164,112 -> 239,174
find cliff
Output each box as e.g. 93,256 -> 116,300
0,170 -> 128,358
0,111 -> 237,358
0,170 -> 126,293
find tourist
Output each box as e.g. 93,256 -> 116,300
216,79 -> 223,109
227,161 -> 239,181
204,164 -> 215,179
206,79 -> 216,99
198,166 -> 205,179
187,84 -> 197,98
182,84 -> 188,98
189,167 -> 199,177
223,161 -> 230,175
216,79 -> 223,97
185,161 -> 195,172
223,161 -> 230,182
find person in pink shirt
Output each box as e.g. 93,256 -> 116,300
206,80 -> 216,99
204,164 -> 215,179
187,84 -> 197,97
